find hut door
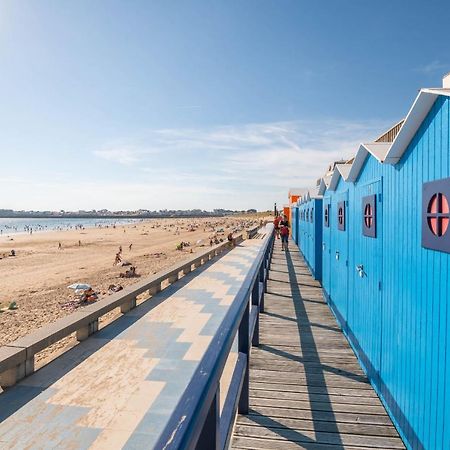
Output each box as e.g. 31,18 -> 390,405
331,190 -> 349,328
322,198 -> 332,297
295,208 -> 299,244
353,180 -> 383,378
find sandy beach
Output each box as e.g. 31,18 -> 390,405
0,216 -> 259,363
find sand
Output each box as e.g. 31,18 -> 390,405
0,216 -> 259,363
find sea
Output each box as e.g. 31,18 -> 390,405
0,218 -> 143,236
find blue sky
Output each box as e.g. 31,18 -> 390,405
1,0 -> 449,211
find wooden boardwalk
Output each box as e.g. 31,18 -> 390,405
232,241 -> 405,450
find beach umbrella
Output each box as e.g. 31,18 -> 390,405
68,283 -> 91,290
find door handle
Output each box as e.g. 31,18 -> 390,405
335,251 -> 340,260
356,264 -> 365,278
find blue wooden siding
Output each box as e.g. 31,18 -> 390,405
294,198 -> 323,280
313,198 -> 323,281
292,206 -> 299,244
292,95 -> 450,450
322,194 -> 332,296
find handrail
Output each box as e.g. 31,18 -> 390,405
0,234 -> 248,389
154,224 -> 275,450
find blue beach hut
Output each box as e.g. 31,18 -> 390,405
300,185 -> 323,281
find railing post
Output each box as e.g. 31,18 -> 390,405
251,280 -> 259,347
120,296 -> 137,314
195,387 -> 220,450
168,272 -> 178,284
238,299 -> 250,415
259,262 -> 265,313
76,319 -> 98,342
149,283 -> 161,296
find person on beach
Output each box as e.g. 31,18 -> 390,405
273,214 -> 281,239
114,252 -> 122,265
129,243 -> 132,251
58,242 -> 62,250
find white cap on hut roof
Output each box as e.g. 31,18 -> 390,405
347,142 -> 391,182
328,162 -> 353,191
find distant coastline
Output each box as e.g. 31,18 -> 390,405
0,209 -> 255,220
0,213 -> 227,219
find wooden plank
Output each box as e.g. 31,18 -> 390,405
232,435 -> 370,449
249,397 -> 387,415
247,405 -> 397,426
250,369 -> 371,388
249,361 -> 366,376
233,424 -> 404,449
249,381 -> 379,398
251,360 -> 363,371
236,414 -> 399,437
249,389 -> 382,406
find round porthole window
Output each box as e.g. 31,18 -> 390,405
364,203 -> 373,228
338,207 -> 344,225
427,193 -> 450,237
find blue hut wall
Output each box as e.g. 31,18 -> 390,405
318,95 -> 450,450
312,198 -> 323,281
322,193 -> 332,297
295,198 -> 323,280
347,158 -> 384,385
299,203 -> 307,258
297,204 -> 302,249
328,176 -> 353,331
292,206 -> 299,245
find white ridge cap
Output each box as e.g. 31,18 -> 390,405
384,89 -> 450,164
328,163 -> 353,191
346,142 -> 390,182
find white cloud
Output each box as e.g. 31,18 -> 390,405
4,118 -> 392,211
90,118 -> 391,210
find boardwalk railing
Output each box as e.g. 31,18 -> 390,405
154,225 -> 274,450
0,232 -> 259,389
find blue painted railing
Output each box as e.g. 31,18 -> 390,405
154,225 -> 274,450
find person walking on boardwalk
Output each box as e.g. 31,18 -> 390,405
280,215 -> 290,251
273,214 -> 281,239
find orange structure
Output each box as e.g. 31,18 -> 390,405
286,188 -> 306,234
